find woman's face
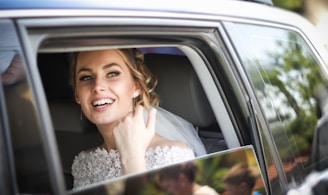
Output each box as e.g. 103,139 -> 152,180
160,175 -> 192,195
74,49 -> 140,126
160,178 -> 181,195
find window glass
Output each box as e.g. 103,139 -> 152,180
226,23 -> 328,188
0,20 -> 52,194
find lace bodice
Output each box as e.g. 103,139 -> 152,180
71,146 -> 195,189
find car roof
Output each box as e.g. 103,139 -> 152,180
0,0 -> 272,10
0,0 -> 322,53
1,0 -> 326,65
0,0 -> 279,20
0,0 -> 301,26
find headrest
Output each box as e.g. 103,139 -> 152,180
38,53 -> 97,133
49,101 -> 97,133
144,53 -> 216,128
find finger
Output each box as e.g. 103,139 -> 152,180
146,107 -> 156,130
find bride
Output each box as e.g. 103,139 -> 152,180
69,48 -> 206,189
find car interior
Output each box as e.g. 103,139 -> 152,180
37,47 -> 228,190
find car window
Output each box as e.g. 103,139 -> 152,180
66,146 -> 266,195
226,23 -> 328,188
0,19 -> 53,194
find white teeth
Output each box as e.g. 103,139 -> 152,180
93,99 -> 114,106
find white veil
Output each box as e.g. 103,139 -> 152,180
145,106 -> 207,157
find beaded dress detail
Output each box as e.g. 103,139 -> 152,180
71,146 -> 194,189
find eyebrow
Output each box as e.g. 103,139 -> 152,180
77,63 -> 120,74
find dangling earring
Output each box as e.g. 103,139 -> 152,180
132,91 -> 139,109
80,108 -> 83,120
132,97 -> 137,111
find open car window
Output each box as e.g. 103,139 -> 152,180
37,46 -> 228,190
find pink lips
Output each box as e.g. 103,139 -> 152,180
92,98 -> 115,111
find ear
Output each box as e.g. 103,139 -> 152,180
75,92 -> 80,104
133,90 -> 140,98
133,82 -> 141,98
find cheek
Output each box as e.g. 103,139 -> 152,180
75,86 -> 88,101
115,80 -> 137,97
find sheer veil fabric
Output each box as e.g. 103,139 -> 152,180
148,106 -> 207,156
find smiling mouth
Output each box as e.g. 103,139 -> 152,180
92,99 -> 115,107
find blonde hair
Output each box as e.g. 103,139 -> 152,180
69,48 -> 159,109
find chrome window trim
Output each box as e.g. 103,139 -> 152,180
17,16 -> 241,152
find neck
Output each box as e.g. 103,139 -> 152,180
97,122 -> 118,151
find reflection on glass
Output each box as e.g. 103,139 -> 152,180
222,162 -> 263,195
226,22 -> 328,190
0,20 -> 52,193
156,161 -> 219,195
68,146 -> 267,195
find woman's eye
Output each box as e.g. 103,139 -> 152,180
79,75 -> 92,81
107,71 -> 120,77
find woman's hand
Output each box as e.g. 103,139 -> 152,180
113,105 -> 156,174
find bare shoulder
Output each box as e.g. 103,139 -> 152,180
149,134 -> 189,149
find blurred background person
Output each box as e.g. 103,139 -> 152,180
222,163 -> 261,195
157,161 -> 219,195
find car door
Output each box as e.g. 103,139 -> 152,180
5,4 -> 328,195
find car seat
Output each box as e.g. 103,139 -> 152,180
144,53 -> 227,153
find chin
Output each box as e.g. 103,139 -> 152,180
94,118 -> 117,126
87,115 -> 116,125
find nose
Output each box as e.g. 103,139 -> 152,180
92,76 -> 106,93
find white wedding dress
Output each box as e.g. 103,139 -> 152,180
72,145 -> 194,189
71,107 -> 206,189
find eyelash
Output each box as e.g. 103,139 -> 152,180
107,71 -> 120,77
78,71 -> 120,81
79,75 -> 92,81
